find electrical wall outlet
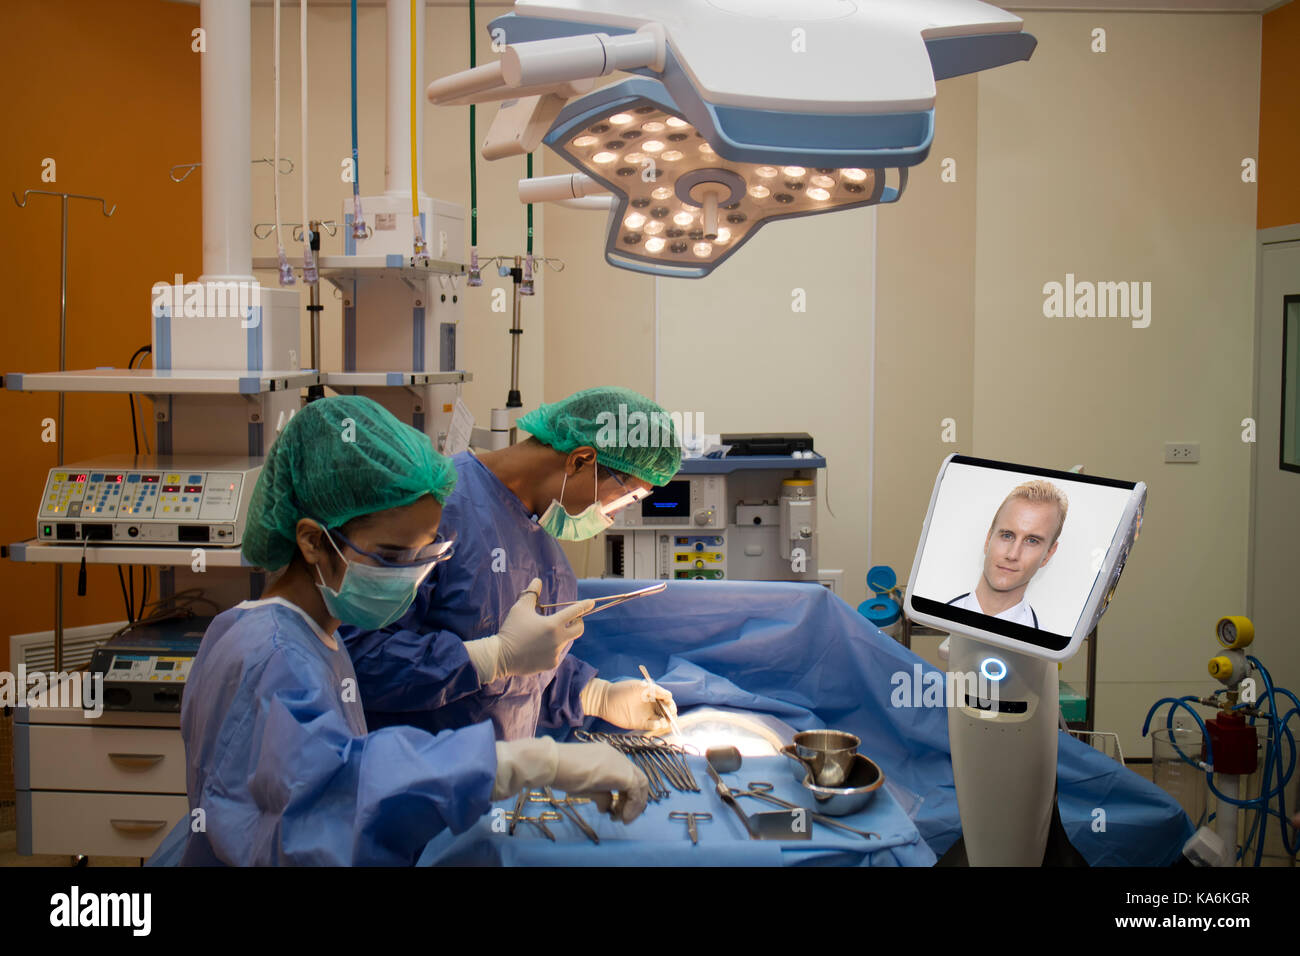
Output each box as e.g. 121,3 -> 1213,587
1164,442 -> 1200,463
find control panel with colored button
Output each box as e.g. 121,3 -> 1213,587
36,457 -> 261,547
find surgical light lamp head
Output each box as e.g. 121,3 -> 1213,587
543,80 -> 906,277
430,0 -> 1035,277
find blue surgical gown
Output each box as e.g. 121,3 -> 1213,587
158,597 -> 496,866
341,452 -> 597,741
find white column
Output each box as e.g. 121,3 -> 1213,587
386,0 -> 425,198
199,0 -> 253,281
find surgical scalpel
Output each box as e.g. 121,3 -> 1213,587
638,664 -> 684,739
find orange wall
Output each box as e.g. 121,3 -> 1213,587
1259,1 -> 1300,229
0,0 -> 201,671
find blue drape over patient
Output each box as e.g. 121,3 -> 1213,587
572,578 -> 1192,867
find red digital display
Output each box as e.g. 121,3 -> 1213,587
110,475 -> 123,483
184,485 -> 203,493
75,474 -> 87,482
141,475 -> 159,483
162,485 -> 181,493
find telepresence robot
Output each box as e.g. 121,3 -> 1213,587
905,455 -> 1145,866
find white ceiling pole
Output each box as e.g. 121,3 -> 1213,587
386,0 -> 426,198
200,0 -> 254,282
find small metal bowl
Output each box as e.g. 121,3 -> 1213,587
782,729 -> 860,787
799,754 -> 884,816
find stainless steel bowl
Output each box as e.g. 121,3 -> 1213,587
784,729 -> 860,787
798,753 -> 884,816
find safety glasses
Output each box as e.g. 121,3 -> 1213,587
598,465 -> 649,515
327,527 -> 456,569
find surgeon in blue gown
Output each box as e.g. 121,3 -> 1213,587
148,396 -> 648,866
342,387 -> 683,742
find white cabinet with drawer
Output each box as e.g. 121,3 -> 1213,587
14,700 -> 187,859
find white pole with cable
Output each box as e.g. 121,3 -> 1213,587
273,0 -> 293,285
301,0 -> 317,282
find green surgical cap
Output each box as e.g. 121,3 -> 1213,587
517,386 -> 683,486
243,395 -> 457,571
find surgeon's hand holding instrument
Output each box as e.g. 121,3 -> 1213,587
580,673 -> 678,733
464,577 -> 594,682
573,730 -> 698,799
491,737 -> 650,824
532,787 -> 600,844
638,664 -> 684,738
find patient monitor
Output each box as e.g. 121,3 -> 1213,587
904,455 -> 1145,865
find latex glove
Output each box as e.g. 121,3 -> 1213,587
490,738 -> 650,823
464,578 -> 594,683
580,676 -> 678,732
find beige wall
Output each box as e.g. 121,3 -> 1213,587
876,72 -> 980,652
973,13 -> 1260,756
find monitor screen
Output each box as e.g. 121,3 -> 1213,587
640,479 -> 691,518
906,455 -> 1144,659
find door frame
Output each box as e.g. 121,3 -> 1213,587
1249,223 -> 1300,616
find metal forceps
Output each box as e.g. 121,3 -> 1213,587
669,811 -> 712,845
733,782 -> 879,841
508,787 -> 529,836
631,735 -> 698,793
505,809 -> 563,840
533,787 -> 600,845
537,582 -> 668,617
572,729 -> 667,800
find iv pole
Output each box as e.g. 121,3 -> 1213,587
11,189 -> 117,672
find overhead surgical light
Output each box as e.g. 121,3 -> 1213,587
429,0 -> 1035,277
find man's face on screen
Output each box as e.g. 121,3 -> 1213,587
983,499 -> 1060,595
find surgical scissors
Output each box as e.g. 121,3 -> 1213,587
730,782 -> 879,841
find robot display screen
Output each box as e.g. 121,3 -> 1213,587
908,456 -> 1139,653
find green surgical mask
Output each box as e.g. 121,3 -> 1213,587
538,468 -> 614,542
314,528 -> 435,629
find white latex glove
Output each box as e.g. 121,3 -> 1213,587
464,578 -> 594,683
579,676 -> 678,732
490,737 -> 650,822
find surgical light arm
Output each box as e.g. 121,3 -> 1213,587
428,27 -> 665,107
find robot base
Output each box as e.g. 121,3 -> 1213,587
937,790 -> 1088,867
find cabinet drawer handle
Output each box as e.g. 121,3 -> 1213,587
108,753 -> 165,770
110,819 -> 167,835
